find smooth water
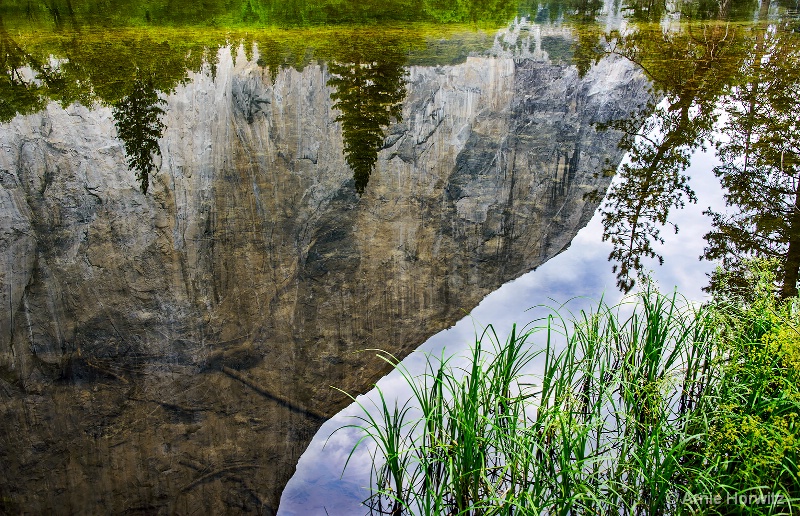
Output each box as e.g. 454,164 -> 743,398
0,0 -> 798,514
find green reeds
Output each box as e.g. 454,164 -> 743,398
340,284 -> 800,515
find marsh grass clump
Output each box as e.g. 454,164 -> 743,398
339,282 -> 800,515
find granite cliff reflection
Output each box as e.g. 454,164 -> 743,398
0,27 -> 650,513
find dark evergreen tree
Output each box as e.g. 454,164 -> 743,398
328,40 -> 407,194
112,77 -> 166,194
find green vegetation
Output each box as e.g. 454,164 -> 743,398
0,0 -> 520,29
328,37 -> 407,194
690,260 -> 800,514
341,262 -> 800,514
593,13 -> 759,293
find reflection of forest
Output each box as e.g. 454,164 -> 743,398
706,14 -> 800,299
0,20 -> 48,121
595,0 -> 800,296
0,0 -> 520,27
0,0 -> 537,191
0,18 -> 486,192
0,0 -> 614,194
2,0 -> 767,29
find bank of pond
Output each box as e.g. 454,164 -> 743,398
345,261 -> 800,515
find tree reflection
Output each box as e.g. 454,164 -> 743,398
594,104 -> 700,293
327,38 -> 407,194
0,14 -> 203,192
0,21 -> 49,121
704,21 -> 800,299
596,0 -> 800,295
595,12 -> 748,292
112,77 -> 167,194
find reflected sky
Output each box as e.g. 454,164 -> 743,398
281,136 -> 727,515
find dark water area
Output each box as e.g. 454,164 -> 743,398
0,0 -> 799,514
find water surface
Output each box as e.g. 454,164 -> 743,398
0,0 -> 798,514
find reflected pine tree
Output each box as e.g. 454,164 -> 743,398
593,0 -> 755,292
327,39 -> 407,194
594,104 -> 700,293
112,77 -> 166,194
704,21 -> 800,299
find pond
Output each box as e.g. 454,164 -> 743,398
0,0 -> 798,514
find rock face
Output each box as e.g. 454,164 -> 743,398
0,42 -> 649,514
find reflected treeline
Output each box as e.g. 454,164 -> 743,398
0,24 -> 479,194
0,0 -> 602,193
0,0 -> 536,193
594,0 -> 800,293
3,0 -> 656,195
1,0 -> 520,28
327,38 -> 407,194
0,20 -> 479,193
621,0 -> 761,22
0,20 -> 206,191
704,17 -> 800,299
0,21 -> 49,120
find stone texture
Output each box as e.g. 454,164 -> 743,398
0,43 -> 650,514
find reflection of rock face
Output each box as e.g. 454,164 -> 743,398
0,46 -> 648,514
